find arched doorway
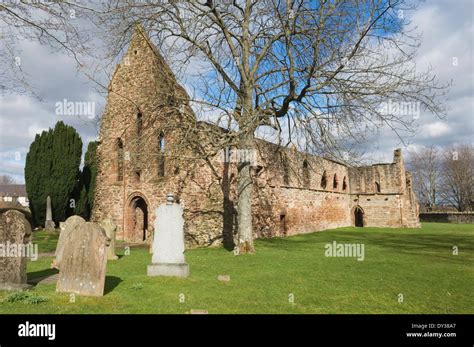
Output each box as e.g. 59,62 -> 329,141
354,206 -> 364,227
125,194 -> 149,243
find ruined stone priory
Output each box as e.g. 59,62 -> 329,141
91,26 -> 420,249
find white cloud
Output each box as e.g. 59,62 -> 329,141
420,121 -> 451,138
359,0 -> 473,163
0,41 -> 101,183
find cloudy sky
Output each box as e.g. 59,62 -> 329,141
0,0 -> 472,183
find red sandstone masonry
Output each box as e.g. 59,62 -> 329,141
92,27 -> 420,248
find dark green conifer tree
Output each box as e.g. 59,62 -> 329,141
25,121 -> 83,227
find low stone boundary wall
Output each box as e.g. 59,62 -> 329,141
419,212 -> 474,224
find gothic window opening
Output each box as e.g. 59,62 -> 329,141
136,112 -> 143,137
158,132 -> 165,177
342,176 -> 347,191
321,170 -> 327,189
159,132 -> 165,151
281,153 -> 290,186
302,160 -> 310,187
375,181 -> 381,193
117,138 -> 124,181
134,170 -> 141,183
333,174 -> 338,190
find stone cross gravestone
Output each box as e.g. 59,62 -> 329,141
99,218 -> 118,260
147,193 -> 189,277
52,215 -> 86,270
44,196 -> 55,230
56,221 -> 109,296
0,210 -> 33,291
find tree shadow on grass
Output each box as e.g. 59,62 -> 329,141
27,268 -> 59,285
335,232 -> 474,255
104,276 -> 123,295
258,230 -> 473,263
345,232 -> 472,263
27,268 -> 58,280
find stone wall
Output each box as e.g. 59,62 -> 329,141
347,150 -> 419,228
419,212 -> 474,224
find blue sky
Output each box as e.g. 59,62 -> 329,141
0,0 -> 472,183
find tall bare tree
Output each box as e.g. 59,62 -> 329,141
440,144 -> 474,212
406,146 -> 441,210
0,174 -> 15,185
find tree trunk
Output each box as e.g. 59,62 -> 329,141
236,130 -> 255,254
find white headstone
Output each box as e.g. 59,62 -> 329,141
147,193 -> 189,277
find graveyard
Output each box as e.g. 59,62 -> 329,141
0,2 -> 472,344
0,222 -> 472,314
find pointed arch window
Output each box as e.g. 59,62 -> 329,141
333,174 -> 338,189
117,138 -> 124,181
158,132 -> 165,177
134,170 -> 141,183
375,181 -> 381,193
342,176 -> 348,191
321,170 -> 327,189
281,153 -> 290,186
159,133 -> 165,151
136,112 -> 143,137
302,160 -> 310,188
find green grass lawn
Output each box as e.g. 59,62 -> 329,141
1,223 -> 472,314
32,229 -> 60,254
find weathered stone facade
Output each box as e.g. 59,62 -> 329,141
91,27 -> 420,248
